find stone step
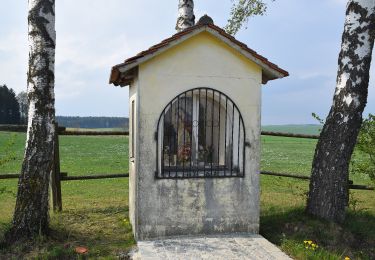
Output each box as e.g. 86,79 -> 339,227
131,234 -> 292,260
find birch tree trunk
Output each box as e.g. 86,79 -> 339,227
176,0 -> 195,31
307,0 -> 375,223
6,0 -> 56,241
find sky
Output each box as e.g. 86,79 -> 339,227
0,0 -> 374,125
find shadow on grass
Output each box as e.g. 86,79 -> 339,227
0,205 -> 135,259
260,207 -> 375,259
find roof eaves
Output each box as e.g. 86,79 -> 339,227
205,25 -> 288,81
117,26 -> 207,75
110,23 -> 288,86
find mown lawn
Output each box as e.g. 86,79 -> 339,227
0,131 -> 374,259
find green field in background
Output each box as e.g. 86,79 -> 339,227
262,124 -> 321,135
0,132 -> 128,176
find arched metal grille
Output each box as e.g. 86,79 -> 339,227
156,88 -> 245,179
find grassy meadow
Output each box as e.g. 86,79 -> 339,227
0,127 -> 374,259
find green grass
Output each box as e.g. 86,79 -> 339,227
0,178 -> 134,259
260,176 -> 375,259
0,132 -> 128,176
261,135 -> 317,174
0,130 -> 374,259
261,135 -> 373,186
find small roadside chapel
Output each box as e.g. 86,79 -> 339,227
109,15 -> 288,240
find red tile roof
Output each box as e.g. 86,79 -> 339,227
110,23 -> 288,86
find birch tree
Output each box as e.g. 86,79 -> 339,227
307,0 -> 375,223
176,0 -> 195,31
6,0 -> 56,241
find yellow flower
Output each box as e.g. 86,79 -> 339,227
344,257 -> 350,260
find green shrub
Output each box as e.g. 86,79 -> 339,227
351,114 -> 375,183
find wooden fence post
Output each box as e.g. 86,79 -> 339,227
51,123 -> 62,212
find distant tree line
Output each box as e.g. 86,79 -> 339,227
0,85 -> 128,128
56,116 -> 129,129
0,85 -> 21,124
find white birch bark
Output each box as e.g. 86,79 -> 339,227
307,0 -> 375,223
176,0 -> 195,32
6,0 -> 56,241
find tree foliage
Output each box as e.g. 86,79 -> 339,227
0,85 -> 21,124
351,114 -> 375,183
225,0 -> 273,35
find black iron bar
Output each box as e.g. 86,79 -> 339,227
224,97 -> 228,176
190,90 -> 193,169
230,101 -> 235,176
211,90 -> 214,175
183,92 -> 187,177
162,113 -> 165,177
169,103 -> 173,178
241,115 -> 245,177
204,89 -> 208,173
198,89 -> 201,171
217,92 -> 221,170
237,110 -> 240,174
176,96 -> 180,178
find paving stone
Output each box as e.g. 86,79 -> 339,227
133,234 -> 292,260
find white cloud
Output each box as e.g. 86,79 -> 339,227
0,32 -> 28,92
0,0 -> 373,122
